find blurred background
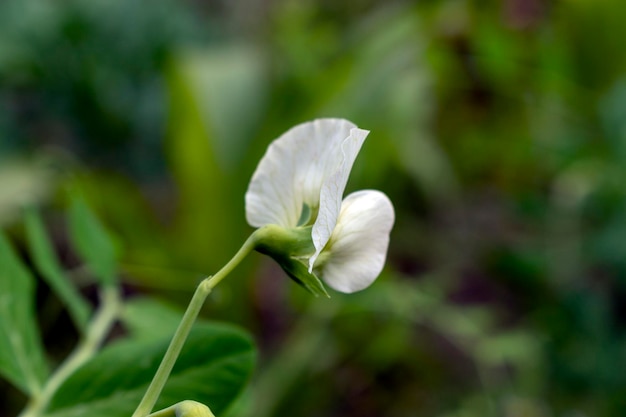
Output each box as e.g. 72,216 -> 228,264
1,0 -> 626,416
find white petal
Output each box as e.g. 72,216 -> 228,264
318,190 -> 394,293
245,118 -> 367,229
309,128 -> 369,270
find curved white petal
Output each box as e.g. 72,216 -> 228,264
317,190 -> 394,293
245,118 -> 368,230
309,128 -> 369,270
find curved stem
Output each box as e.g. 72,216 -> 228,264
19,286 -> 121,417
131,233 -> 257,417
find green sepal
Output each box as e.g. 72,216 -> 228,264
278,256 -> 329,298
251,224 -> 329,297
253,224 -> 314,258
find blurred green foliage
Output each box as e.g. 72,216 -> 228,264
2,0 -> 626,416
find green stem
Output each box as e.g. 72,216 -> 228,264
18,286 -> 121,417
131,233 -> 257,417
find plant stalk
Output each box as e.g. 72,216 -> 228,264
131,233 -> 257,417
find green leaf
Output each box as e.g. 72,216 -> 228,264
164,46 -> 265,273
121,297 -> 185,340
25,208 -> 91,331
164,56 -> 241,273
68,195 -> 118,286
44,322 -> 256,417
0,232 -> 48,394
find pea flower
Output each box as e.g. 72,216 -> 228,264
246,118 -> 394,294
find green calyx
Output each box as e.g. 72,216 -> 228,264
252,224 -> 315,258
252,224 -> 329,297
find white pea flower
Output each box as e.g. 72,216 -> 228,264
246,118 -> 394,294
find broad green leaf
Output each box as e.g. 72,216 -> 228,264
45,322 -> 256,417
0,232 -> 48,394
25,208 -> 91,331
68,195 -> 118,286
121,297 -> 184,340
